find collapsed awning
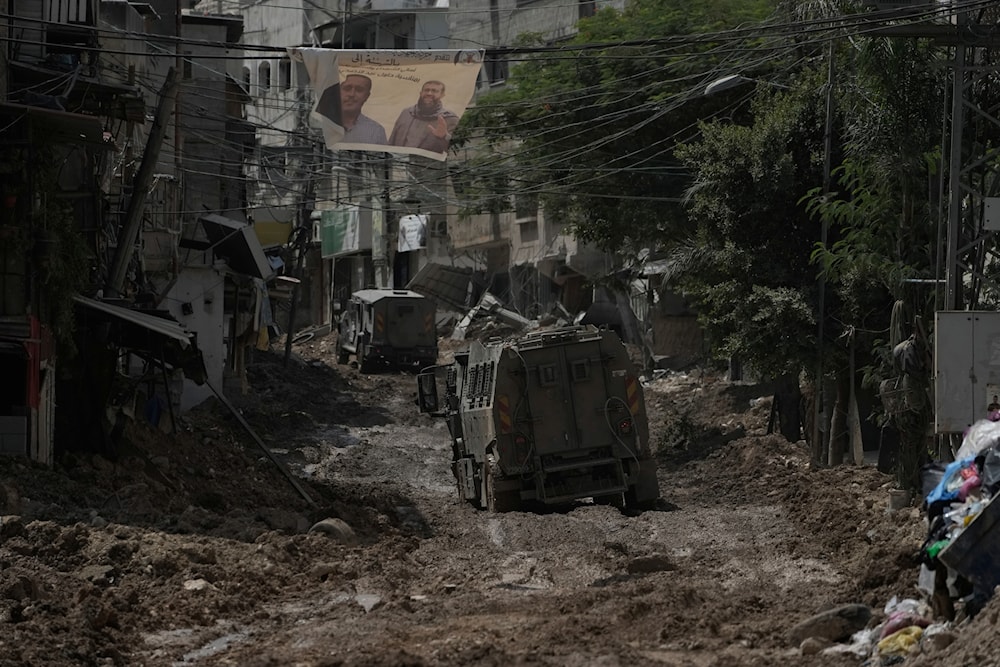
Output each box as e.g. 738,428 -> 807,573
406,262 -> 475,311
199,214 -> 276,280
73,296 -> 206,383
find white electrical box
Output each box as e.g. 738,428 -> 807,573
985,197 -> 1000,231
935,311 -> 1000,433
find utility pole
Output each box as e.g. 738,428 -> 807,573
106,67 -> 179,298
283,143 -> 318,366
812,40 -> 835,469
283,226 -> 309,366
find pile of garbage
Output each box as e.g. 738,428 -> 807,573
790,418 -> 1000,665
916,417 -> 1000,618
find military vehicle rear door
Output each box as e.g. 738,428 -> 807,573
384,299 -> 434,348
525,337 -> 609,455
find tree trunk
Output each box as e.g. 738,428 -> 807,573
828,369 -> 851,466
773,373 -> 802,443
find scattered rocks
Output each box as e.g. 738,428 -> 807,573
308,517 -> 356,544
789,603 -> 872,645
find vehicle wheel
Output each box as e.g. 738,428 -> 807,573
451,460 -> 473,505
624,487 -> 656,512
358,344 -> 374,373
485,459 -> 519,513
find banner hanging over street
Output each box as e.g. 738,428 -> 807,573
288,48 -> 484,162
398,214 -> 428,252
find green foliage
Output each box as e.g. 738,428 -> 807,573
685,279 -> 815,377
797,35 -> 946,486
459,0 -> 951,408
802,34 -> 944,379
455,0 -> 782,251
673,65 -> 832,373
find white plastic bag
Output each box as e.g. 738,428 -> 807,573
956,419 -> 1000,460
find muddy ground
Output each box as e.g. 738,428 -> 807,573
2,330 -> 1000,666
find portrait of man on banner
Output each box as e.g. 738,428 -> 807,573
398,214 -> 428,252
289,48 -> 483,161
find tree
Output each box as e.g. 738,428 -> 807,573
804,35 -> 946,488
674,65 -> 832,443
454,0 -> 781,252
458,0 -> 952,472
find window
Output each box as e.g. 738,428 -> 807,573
538,364 -> 558,387
241,66 -> 251,94
485,54 -> 509,86
579,0 -> 597,19
258,62 -> 271,93
518,219 -> 538,244
429,217 -> 448,238
515,193 -> 538,220
279,58 -> 291,91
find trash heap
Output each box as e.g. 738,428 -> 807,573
917,417 -> 1000,618
792,418 -> 1000,665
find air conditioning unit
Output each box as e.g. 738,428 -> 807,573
311,211 -> 323,243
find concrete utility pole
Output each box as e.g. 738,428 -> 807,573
106,67 -> 179,298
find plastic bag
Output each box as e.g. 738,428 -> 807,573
877,626 -> 923,656
956,419 -> 1000,460
926,457 -> 977,505
920,461 -> 947,500
981,447 -> 1000,496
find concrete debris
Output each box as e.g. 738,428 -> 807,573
788,603 -> 872,645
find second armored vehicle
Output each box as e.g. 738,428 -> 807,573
337,289 -> 438,372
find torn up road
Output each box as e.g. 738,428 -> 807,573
2,332 -> 999,666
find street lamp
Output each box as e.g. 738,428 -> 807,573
703,74 -> 789,96
704,74 -> 755,96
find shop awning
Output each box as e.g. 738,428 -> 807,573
73,296 -> 206,383
0,102 -> 111,148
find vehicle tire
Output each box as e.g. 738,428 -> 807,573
358,344 -> 374,373
485,459 -> 519,513
624,487 -> 656,512
451,460 -> 474,505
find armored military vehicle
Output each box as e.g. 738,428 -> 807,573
417,325 -> 660,512
337,289 -> 438,372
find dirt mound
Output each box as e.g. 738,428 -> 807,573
0,336 -> 973,666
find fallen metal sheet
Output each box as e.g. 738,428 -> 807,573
73,296 -> 206,383
406,263 -> 475,311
